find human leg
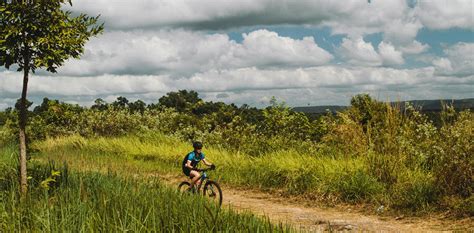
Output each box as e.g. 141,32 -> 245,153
189,170 -> 201,188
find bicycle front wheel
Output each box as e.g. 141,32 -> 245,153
178,181 -> 191,193
203,180 -> 223,207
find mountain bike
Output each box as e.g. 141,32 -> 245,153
178,167 -> 223,207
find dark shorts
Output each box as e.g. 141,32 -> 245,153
182,167 -> 191,177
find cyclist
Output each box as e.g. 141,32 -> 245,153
182,141 -> 215,191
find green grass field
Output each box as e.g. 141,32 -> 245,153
0,142 -> 292,232
30,132 -> 450,215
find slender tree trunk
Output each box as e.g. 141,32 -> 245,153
19,56 -> 29,197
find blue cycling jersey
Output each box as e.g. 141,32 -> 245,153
182,151 -> 205,169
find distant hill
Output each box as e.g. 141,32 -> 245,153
293,98 -> 474,114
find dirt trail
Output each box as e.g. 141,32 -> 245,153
157,174 -> 473,232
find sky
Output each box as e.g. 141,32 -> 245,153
0,0 -> 473,109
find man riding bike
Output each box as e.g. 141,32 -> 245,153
182,141 -> 215,192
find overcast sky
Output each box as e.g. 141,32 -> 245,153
1,0 -> 473,108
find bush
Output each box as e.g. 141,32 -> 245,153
434,110 -> 473,198
337,169 -> 384,202
390,170 -> 438,212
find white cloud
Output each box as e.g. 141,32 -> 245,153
383,18 -> 423,45
337,37 -> 406,67
433,42 -> 474,76
3,65 -> 473,108
399,41 -> 430,54
378,41 -> 405,66
338,37 -> 382,66
2,0 -> 472,109
237,30 -> 333,67
66,0 -> 473,52
69,0 -> 358,30
433,58 -> 453,73
415,0 -> 474,30
59,29 -> 332,76
69,1 -> 421,42
0,71 -> 170,97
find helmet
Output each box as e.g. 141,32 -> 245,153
193,141 -> 203,149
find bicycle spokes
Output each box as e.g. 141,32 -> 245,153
206,186 -> 216,197
203,181 -> 223,207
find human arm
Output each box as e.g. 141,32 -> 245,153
202,159 -> 216,170
202,158 -> 212,166
185,160 -> 194,170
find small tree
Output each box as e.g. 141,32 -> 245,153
159,90 -> 201,112
0,0 -> 103,195
112,96 -> 130,109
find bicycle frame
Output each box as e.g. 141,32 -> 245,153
179,167 -> 223,207
196,171 -> 210,191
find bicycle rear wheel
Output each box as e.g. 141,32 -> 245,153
203,180 -> 223,207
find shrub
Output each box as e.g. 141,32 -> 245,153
434,110 -> 473,198
390,170 -> 438,212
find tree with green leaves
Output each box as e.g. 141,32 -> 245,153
0,0 -> 103,195
112,96 -> 130,109
129,99 -> 146,114
91,98 -> 108,111
159,90 -> 201,112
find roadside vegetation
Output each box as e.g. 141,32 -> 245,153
0,143 -> 291,232
1,91 -> 472,217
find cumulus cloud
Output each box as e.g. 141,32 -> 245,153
0,71 -> 170,97
337,37 -> 405,67
59,29 -> 332,76
236,30 -> 333,67
1,0 -> 472,109
69,0 -> 350,30
325,0 -> 423,43
68,1 -> 421,40
338,37 -> 382,66
65,0 -> 473,54
64,0 -> 473,62
3,65 -> 473,108
433,42 -> 474,76
399,41 -> 430,54
383,18 -> 423,45
433,58 -> 453,73
415,0 -> 474,30
378,42 -> 405,66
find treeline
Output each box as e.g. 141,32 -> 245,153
0,90 -> 322,154
0,90 -> 472,215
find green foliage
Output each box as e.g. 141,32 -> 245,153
0,0 -> 103,73
1,92 -> 473,215
112,96 -> 129,109
434,110 -> 473,198
28,98 -> 84,140
390,170 -> 438,212
0,157 -> 291,232
0,125 -> 14,146
159,90 -> 202,112
336,169 -> 384,202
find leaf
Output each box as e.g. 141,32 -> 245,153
51,170 -> 61,177
40,177 -> 56,190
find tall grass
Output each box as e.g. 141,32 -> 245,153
4,95 -> 472,216
32,126 -> 473,216
32,134 -> 386,206
0,145 -> 292,232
